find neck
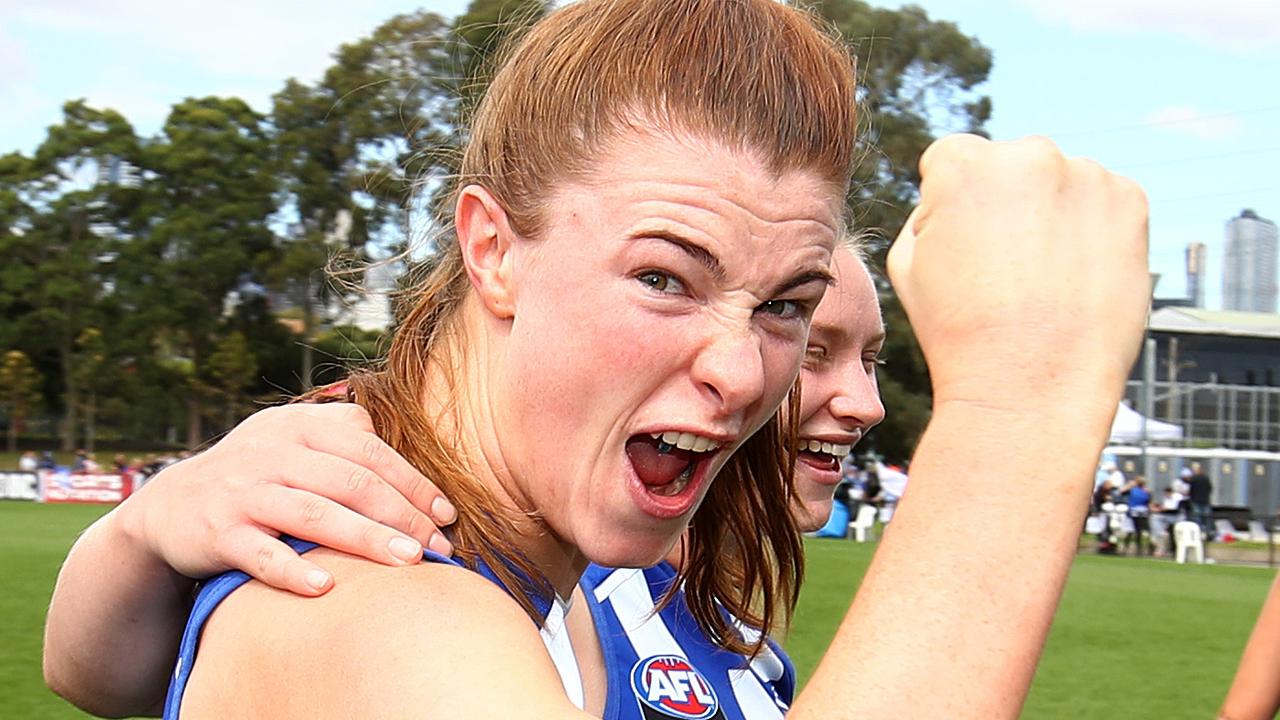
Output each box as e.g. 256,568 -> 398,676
425,296 -> 589,600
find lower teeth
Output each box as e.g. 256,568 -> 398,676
652,464 -> 694,497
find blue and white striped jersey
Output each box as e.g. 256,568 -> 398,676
163,538 -> 580,718
582,562 -> 795,720
163,542 -> 793,719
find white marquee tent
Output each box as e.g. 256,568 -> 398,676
1109,401 -> 1184,444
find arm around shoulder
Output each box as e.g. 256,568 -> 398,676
179,549 -> 591,720
44,501 -> 193,717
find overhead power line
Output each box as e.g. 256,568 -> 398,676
1047,104 -> 1280,140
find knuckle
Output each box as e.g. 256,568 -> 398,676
300,497 -> 327,526
359,436 -> 385,468
360,521 -> 383,549
255,544 -> 275,575
1118,177 -> 1149,212
1015,136 -> 1065,171
404,510 -> 430,539
346,466 -> 372,494
342,404 -> 375,431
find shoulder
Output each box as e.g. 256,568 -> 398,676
181,549 -> 583,719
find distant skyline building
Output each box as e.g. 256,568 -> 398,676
1185,242 -> 1207,308
1223,209 -> 1278,313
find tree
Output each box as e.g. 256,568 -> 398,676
808,0 -> 993,461
119,96 -> 277,447
270,10 -> 457,388
207,331 -> 258,430
70,328 -> 107,452
9,102 -> 142,450
0,350 -> 42,452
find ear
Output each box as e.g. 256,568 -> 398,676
455,184 -> 519,319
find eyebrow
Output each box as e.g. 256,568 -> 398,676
635,230 -> 835,293
773,267 -> 835,296
645,229 -> 727,280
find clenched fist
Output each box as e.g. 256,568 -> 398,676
887,134 -> 1149,428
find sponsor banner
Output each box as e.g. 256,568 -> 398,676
0,471 -> 38,501
39,470 -> 129,504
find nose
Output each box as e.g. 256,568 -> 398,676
689,328 -> 767,417
828,369 -> 885,431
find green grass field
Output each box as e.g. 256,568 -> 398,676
3,502 -> 1274,718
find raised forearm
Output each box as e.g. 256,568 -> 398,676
44,500 -> 193,717
791,400 -> 1108,719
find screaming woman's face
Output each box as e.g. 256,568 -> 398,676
491,126 -> 841,568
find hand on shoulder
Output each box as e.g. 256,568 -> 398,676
118,402 -> 456,596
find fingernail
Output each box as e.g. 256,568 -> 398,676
428,532 -> 453,557
388,536 -> 422,563
305,569 -> 331,591
431,496 -> 457,525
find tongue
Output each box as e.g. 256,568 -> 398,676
799,450 -> 839,472
626,436 -> 696,486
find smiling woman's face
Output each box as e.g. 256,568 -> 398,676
790,248 -> 886,532
489,127 -> 841,568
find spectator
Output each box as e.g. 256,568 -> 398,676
1104,460 -> 1126,489
1188,462 -> 1214,539
1123,476 -> 1152,555
1152,487 -> 1184,556
18,451 -> 38,473
1092,478 -> 1115,512
113,454 -> 128,474
72,450 -> 88,473
1174,467 -> 1192,496
861,468 -> 883,507
37,451 -> 56,471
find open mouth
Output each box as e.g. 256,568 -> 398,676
625,431 -> 722,499
796,439 -> 853,473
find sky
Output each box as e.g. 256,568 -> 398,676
4,0 -> 1279,312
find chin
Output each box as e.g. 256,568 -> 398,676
794,499 -> 833,533
581,527 -> 682,569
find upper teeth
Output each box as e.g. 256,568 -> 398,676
649,431 -> 722,453
802,440 -> 853,458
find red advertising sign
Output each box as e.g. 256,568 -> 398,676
39,470 -> 130,504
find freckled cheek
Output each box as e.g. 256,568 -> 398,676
506,289 -> 697,429
760,342 -> 807,410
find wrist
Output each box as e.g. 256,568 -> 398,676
109,484 -> 190,584
923,400 -> 1112,486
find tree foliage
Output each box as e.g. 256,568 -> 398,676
0,350 -> 42,452
809,0 -> 992,461
0,0 -> 991,458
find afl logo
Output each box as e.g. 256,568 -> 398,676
630,655 -> 720,720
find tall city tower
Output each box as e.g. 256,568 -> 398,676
1223,209 -> 1278,313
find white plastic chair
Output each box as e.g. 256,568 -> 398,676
1174,521 -> 1204,564
1084,515 -> 1105,534
848,504 -> 879,542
